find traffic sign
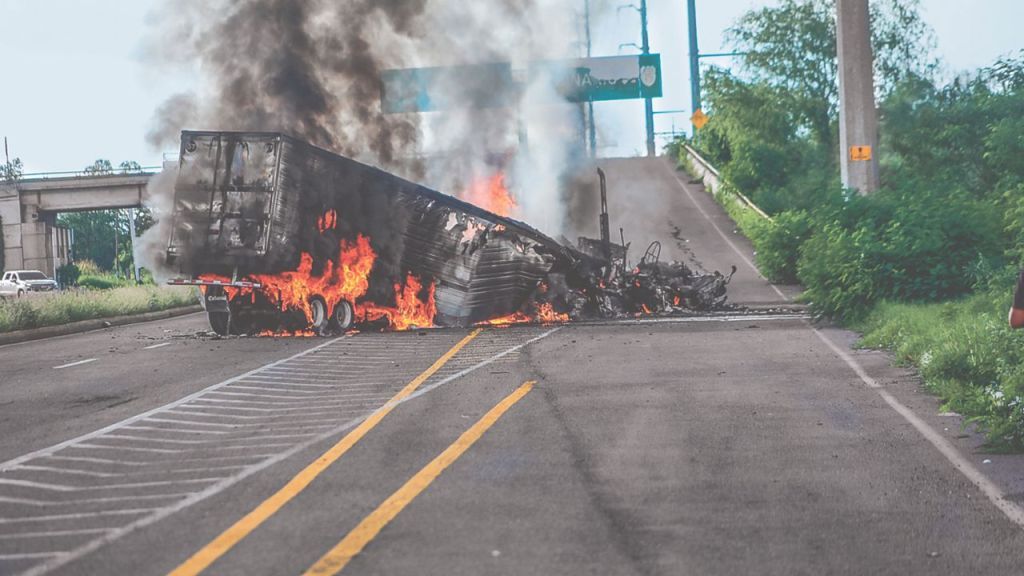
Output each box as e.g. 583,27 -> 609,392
535,54 -> 663,103
691,109 -> 709,130
849,146 -> 872,161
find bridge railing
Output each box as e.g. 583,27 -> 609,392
18,167 -> 162,181
682,144 -> 772,222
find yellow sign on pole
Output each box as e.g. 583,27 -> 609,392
849,145 -> 872,161
690,109 -> 709,130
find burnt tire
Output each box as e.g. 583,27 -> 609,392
330,300 -> 354,332
309,297 -> 329,336
208,311 -> 231,336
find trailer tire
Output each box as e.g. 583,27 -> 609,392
309,297 -> 329,336
330,300 -> 354,332
208,311 -> 231,336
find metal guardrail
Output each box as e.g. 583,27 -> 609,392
683,144 -> 773,222
18,167 -> 162,180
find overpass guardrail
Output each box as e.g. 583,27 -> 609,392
682,144 -> 772,222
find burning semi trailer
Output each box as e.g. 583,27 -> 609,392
165,131 -> 733,336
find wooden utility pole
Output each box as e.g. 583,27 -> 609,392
836,0 -> 880,194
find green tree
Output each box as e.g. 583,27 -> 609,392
0,158 -> 23,182
84,159 -> 113,175
119,160 -> 143,173
59,160 -> 153,275
726,0 -> 937,153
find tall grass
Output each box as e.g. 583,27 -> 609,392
855,288 -> 1024,450
0,286 -> 197,333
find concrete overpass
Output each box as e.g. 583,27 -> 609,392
0,171 -> 158,275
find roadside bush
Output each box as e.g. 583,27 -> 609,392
857,287 -> 1024,450
56,263 -> 81,287
0,299 -> 40,331
0,285 -> 195,333
798,188 -> 1002,320
752,210 -> 814,284
78,275 -> 128,290
75,260 -> 103,275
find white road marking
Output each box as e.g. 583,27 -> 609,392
674,160 -> 1024,530
0,528 -> 112,540
608,313 -> 808,325
120,425 -> 230,435
0,553 -> 65,560
143,342 -> 172,350
14,327 -> 561,576
52,358 -> 97,370
812,328 -> 1024,528
666,163 -> 790,301
11,465 -> 122,478
0,336 -> 350,473
0,509 -> 158,524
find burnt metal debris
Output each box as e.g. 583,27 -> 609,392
165,131 -> 734,334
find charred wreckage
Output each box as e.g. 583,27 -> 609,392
165,131 -> 735,335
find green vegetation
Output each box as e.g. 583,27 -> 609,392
57,159 -> 154,275
675,0 -> 1024,447
855,280 -> 1024,450
0,285 -> 195,334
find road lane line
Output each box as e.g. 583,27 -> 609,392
166,328 -> 483,576
0,528 -> 112,540
144,342 -> 172,350
0,552 -> 65,560
303,381 -> 535,576
812,328 -> 1024,528
665,163 -> 789,301
672,161 -> 1024,529
1,335 -> 352,473
52,358 -> 97,370
19,328 -> 560,576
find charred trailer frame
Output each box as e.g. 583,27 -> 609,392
165,131 -> 568,335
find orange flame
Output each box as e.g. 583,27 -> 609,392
201,219 -> 437,333
477,302 -> 568,327
361,274 -> 436,331
464,172 -> 516,217
317,209 -> 338,233
249,234 -> 376,323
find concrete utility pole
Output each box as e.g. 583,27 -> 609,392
687,0 -> 701,134
836,0 -> 880,194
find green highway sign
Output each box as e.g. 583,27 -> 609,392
537,54 -> 663,103
380,54 -> 662,114
381,63 -> 515,113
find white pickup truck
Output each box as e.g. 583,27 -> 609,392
0,270 -> 59,297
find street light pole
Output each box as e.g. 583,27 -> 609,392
640,0 -> 655,157
686,0 -> 701,135
584,0 -> 598,158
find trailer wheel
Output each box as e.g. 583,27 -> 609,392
208,311 -> 231,336
309,297 -> 329,336
330,300 -> 354,332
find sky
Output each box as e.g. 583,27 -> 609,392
0,0 -> 1021,172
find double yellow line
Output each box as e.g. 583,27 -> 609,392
170,329 -> 535,576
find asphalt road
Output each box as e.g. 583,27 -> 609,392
2,158 -> 1023,576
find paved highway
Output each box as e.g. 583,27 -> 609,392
1,158 -> 1023,575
